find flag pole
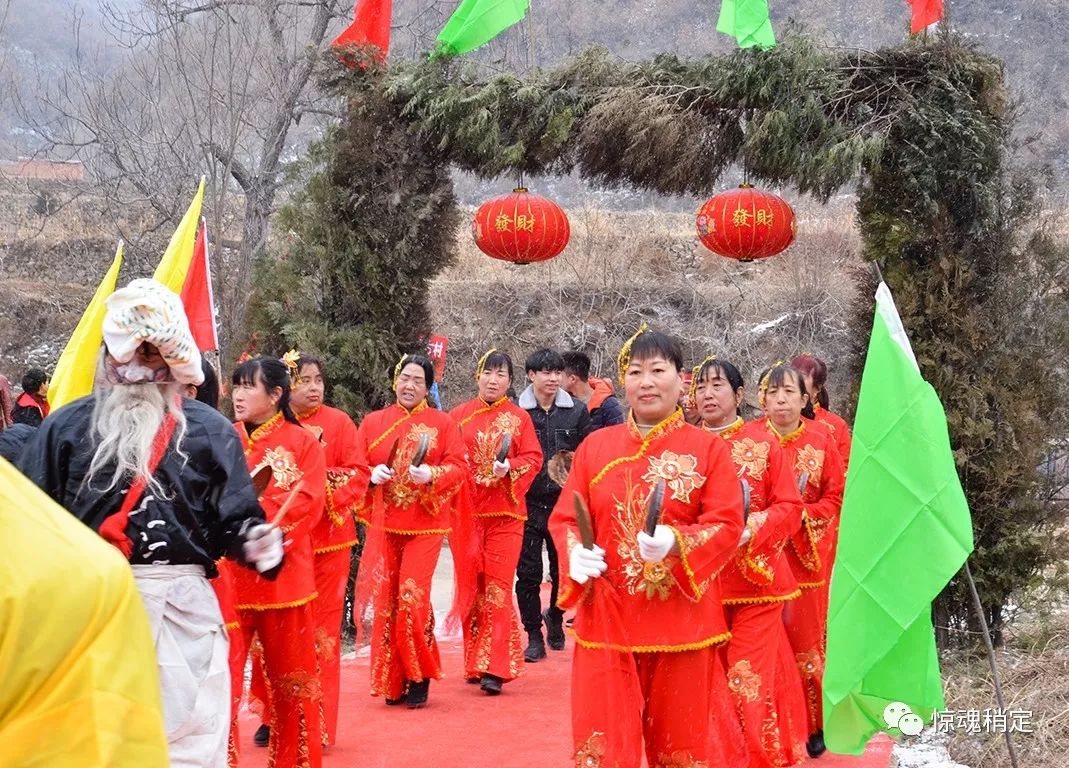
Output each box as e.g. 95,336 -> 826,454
962,561 -> 1019,768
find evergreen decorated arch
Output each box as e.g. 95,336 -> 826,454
251,32 -> 1066,640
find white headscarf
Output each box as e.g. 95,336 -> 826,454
102,279 -> 204,385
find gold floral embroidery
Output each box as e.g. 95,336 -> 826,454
796,649 -> 824,680
575,732 -> 607,768
484,581 -> 507,609
727,659 -> 762,703
256,446 -> 302,490
614,482 -> 678,600
399,577 -> 425,607
306,424 -> 324,442
657,751 -> 709,768
314,626 -> 337,661
731,438 -> 770,479
806,515 -> 830,542
795,444 -> 824,488
275,669 -> 322,702
471,411 -> 521,487
643,450 -> 706,503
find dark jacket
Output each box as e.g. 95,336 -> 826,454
18,396 -> 265,576
519,385 -> 591,510
585,377 -> 625,432
13,392 -> 48,427
0,423 -> 37,464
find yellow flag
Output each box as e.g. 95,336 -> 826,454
0,457 -> 168,766
153,176 -> 206,293
48,241 -> 124,411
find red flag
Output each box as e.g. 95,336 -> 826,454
907,0 -> 943,34
332,0 -> 393,63
180,219 -> 219,352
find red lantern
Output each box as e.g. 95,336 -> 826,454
472,187 -> 570,265
695,184 -> 795,262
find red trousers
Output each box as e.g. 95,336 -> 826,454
370,532 -> 444,699
783,585 -> 828,736
250,550 -> 349,745
225,621 -> 245,768
463,516 -> 525,682
237,604 -> 322,768
571,644 -> 742,768
312,547 -> 351,745
724,601 -> 808,767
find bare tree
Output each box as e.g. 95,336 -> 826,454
19,0 -> 345,355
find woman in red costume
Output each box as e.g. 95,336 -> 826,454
450,349 -> 544,694
549,328 -> 745,768
752,362 -> 845,758
355,354 -> 467,708
791,354 -> 852,470
693,356 -> 807,767
226,356 -> 327,768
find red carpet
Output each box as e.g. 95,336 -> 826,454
235,636 -> 894,768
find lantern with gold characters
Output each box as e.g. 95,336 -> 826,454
472,187 -> 570,265
695,184 -> 795,262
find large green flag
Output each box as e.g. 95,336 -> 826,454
435,0 -> 529,57
716,0 -> 776,49
823,282 -> 974,754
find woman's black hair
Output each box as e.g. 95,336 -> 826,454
760,364 -> 816,420
194,358 -> 220,410
791,354 -> 831,410
695,358 -> 745,416
232,356 -> 300,424
396,354 -> 435,388
628,331 -> 684,372
479,350 -> 514,383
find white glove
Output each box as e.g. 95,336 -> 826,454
409,464 -> 433,485
370,464 -> 394,485
492,459 -> 510,478
243,524 -> 284,573
569,544 -> 608,585
737,526 -> 753,549
637,525 -> 677,563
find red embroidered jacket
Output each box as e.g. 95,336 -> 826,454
356,400 -> 467,535
711,418 -> 803,604
229,412 -> 327,610
751,419 -> 845,589
813,404 -> 853,471
450,397 -> 543,520
298,404 -> 371,554
549,409 -> 744,652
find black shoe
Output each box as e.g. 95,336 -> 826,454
465,676 -> 480,685
253,724 -> 270,747
524,630 -> 546,662
406,679 -> 430,709
385,693 -> 408,706
480,674 -> 503,695
806,731 -> 826,758
543,609 -> 565,650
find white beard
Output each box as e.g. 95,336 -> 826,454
87,381 -> 188,495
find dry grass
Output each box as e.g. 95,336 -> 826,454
942,613 -> 1069,768
429,198 -> 862,408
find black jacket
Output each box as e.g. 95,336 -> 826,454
519,385 -> 591,510
18,396 -> 265,576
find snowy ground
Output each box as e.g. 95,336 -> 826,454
892,729 -> 969,768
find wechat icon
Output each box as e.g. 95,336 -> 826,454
883,701 -> 924,737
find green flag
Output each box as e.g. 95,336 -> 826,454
823,282 -> 974,754
716,0 -> 776,49
435,0 -> 529,57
